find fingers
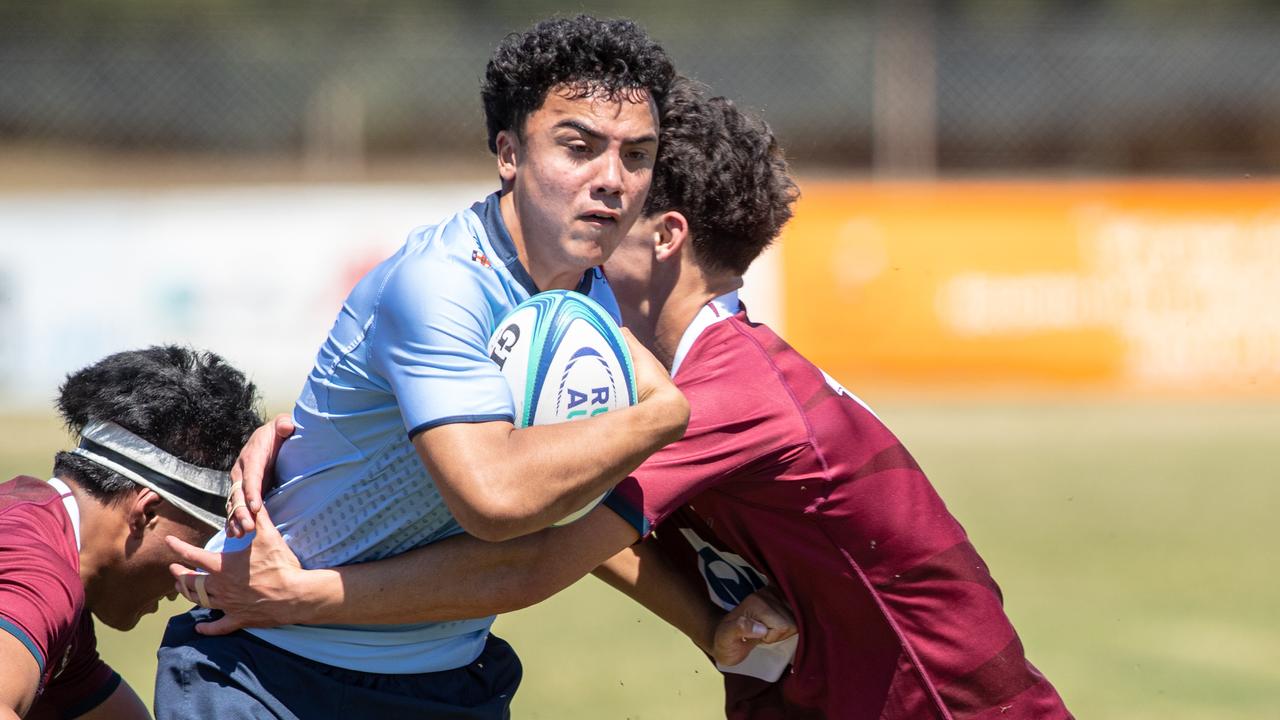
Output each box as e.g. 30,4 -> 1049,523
620,329 -> 667,395
250,413 -> 293,511
226,479 -> 252,538
193,574 -> 211,607
736,616 -> 769,641
747,591 -> 798,640
227,414 -> 292,537
171,572 -> 245,636
271,413 -> 296,439
754,602 -> 797,644
171,568 -> 213,608
713,617 -> 763,667
195,615 -> 245,637
171,567 -> 200,604
620,326 -> 642,355
756,620 -> 796,644
235,426 -> 271,515
735,588 -> 798,644
165,534 -> 223,574
251,504 -> 277,537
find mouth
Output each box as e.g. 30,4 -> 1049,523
579,210 -> 620,225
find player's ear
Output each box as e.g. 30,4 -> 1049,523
127,488 -> 163,538
496,130 -> 520,186
654,211 -> 689,263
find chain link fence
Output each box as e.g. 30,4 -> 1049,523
2,2 -> 1279,174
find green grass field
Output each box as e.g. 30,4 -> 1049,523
3,400 -> 1277,719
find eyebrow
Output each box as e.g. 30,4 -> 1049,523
555,119 -> 657,146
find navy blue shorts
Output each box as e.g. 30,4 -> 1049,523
155,608 -> 521,720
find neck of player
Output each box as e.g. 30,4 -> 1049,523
642,255 -> 742,372
60,477 -> 118,598
499,191 -> 589,292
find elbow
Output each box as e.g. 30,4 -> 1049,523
451,490 -> 533,543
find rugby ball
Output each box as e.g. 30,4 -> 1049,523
486,290 -> 637,524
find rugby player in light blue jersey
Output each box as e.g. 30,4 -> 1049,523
153,16 -> 691,720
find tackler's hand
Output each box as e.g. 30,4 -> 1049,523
169,506 -> 320,636
711,586 -> 799,668
226,413 -> 294,537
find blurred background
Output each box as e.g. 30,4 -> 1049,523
1,1 -> 1277,718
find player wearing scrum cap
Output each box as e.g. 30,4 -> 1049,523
0,346 -> 260,720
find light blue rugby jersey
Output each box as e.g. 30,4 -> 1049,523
207,191 -> 619,673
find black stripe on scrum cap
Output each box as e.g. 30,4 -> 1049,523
77,437 -> 227,518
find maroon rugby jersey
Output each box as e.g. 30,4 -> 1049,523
605,302 -> 1072,719
0,476 -> 119,719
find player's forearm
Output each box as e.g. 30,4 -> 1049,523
301,534 -> 554,625
301,508 -> 639,626
592,541 -> 720,655
487,389 -> 686,532
425,386 -> 687,542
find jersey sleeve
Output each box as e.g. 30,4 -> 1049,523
0,530 -> 81,678
603,356 -> 792,537
368,250 -> 516,437
38,612 -> 120,719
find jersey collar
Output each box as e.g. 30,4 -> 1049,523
47,477 -> 82,551
471,192 -> 598,297
472,192 -> 539,296
670,290 -> 741,378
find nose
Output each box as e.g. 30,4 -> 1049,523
593,150 -> 624,197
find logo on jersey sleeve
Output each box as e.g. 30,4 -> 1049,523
680,527 -> 769,611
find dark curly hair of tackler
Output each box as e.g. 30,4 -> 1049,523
645,78 -> 800,277
481,14 -> 676,154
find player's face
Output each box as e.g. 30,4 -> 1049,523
502,85 -> 659,285
91,504 -> 212,630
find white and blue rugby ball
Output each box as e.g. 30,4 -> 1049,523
486,290 -> 637,524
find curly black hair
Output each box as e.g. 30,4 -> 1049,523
51,345 -> 262,503
644,78 -> 799,276
481,15 -> 675,154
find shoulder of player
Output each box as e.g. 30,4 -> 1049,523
0,515 -> 85,673
676,317 -> 879,447
1,475 -> 60,499
0,511 -> 81,582
0,479 -> 72,537
1,478 -> 82,555
676,316 -> 782,391
395,209 -> 500,279
670,323 -> 801,440
375,218 -> 504,314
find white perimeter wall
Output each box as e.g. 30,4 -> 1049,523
0,184 -> 782,410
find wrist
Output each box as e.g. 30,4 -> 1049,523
292,568 -> 345,625
640,387 -> 689,442
660,390 -> 690,442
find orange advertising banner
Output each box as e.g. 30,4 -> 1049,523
781,181 -> 1280,394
